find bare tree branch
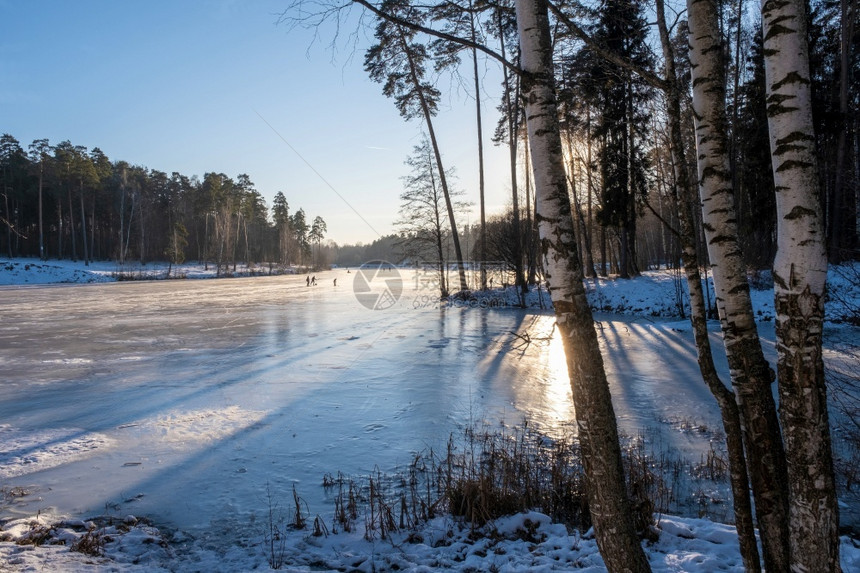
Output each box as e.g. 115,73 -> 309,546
350,0 -> 520,75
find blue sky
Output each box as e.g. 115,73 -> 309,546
1,0 -> 512,245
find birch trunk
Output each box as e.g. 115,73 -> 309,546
761,1 -> 841,569
686,2 -> 791,570
656,2 -> 760,568
516,1 -> 650,570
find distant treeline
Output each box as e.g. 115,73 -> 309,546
0,134 -> 329,271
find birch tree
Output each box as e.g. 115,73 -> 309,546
655,2 -> 760,568
516,0 -> 649,569
761,0 -> 841,569
686,2 -> 791,569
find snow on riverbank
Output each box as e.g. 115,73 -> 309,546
4,257 -> 858,322
3,508 -> 856,572
1,257 -> 858,571
0,258 -> 292,286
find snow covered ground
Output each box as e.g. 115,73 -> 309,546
0,257 -> 858,571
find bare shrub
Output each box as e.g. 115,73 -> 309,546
263,483 -> 287,569
71,525 -> 106,557
15,521 -> 53,547
291,485 -> 307,530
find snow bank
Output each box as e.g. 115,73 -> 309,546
455,264 -> 860,324
2,508 -> 858,571
0,258 -> 296,286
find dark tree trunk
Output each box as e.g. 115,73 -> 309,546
79,181 -> 88,266
516,1 -> 650,570
399,30 -> 468,292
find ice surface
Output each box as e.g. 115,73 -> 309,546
0,271 -> 733,534
1,261 -> 857,571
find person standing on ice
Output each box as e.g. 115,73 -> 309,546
306,276 -> 310,287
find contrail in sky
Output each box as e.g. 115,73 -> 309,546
254,109 -> 383,239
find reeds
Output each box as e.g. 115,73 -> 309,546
281,419 -> 735,543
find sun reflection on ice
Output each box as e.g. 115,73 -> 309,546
541,319 -> 576,425
504,315 -> 576,436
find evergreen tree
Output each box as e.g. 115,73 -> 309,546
291,208 -> 309,266
735,26 -> 777,268
27,138 -> 53,260
272,191 -> 291,265
0,135 -> 27,257
309,215 -> 327,269
364,0 -> 468,291
573,0 -> 654,277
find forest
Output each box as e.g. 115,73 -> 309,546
277,0 -> 855,572
0,136 -> 330,273
376,0 -> 858,292
3,3 -> 855,285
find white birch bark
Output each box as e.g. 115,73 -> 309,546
516,1 -> 650,570
655,2 -> 760,568
761,0 -> 841,569
686,1 -> 790,570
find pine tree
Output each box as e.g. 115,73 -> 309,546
735,26 -> 777,268
574,0 -> 654,277
272,191 -> 291,265
364,0 -> 468,291
27,138 -> 52,260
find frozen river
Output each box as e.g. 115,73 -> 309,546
0,270 -> 732,537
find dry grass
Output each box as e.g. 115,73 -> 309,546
278,419 -> 736,543
70,525 -> 106,556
